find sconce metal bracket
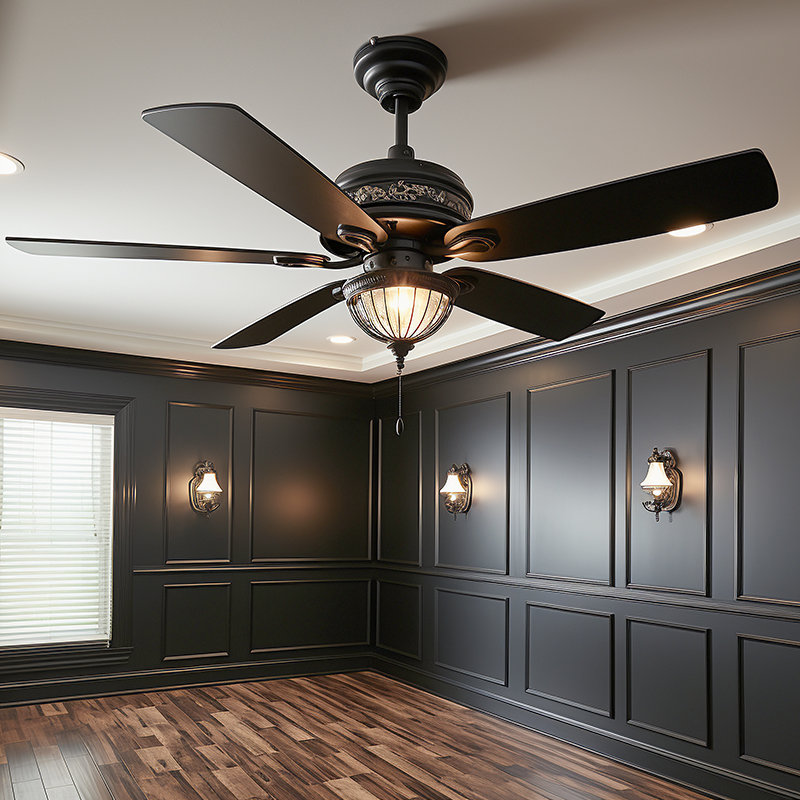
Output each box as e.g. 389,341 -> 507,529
444,462 -> 472,517
189,460 -> 222,517
642,448 -> 682,522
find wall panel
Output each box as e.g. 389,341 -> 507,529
166,403 -> 232,563
526,602 -> 613,716
376,581 -> 422,660
626,618 -> 709,746
435,588 -> 508,685
627,353 -> 709,593
528,373 -> 614,583
435,395 -> 509,573
251,411 -> 371,561
378,413 -> 422,565
739,333 -> 800,604
250,580 -> 370,652
740,635 -> 800,776
163,583 -> 230,660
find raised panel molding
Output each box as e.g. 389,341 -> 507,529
378,414 -> 422,565
435,395 -> 509,574
251,411 -> 372,562
250,580 -> 371,653
739,635 -> 800,777
526,602 -> 614,717
376,581 -> 422,660
165,402 -> 233,564
162,583 -> 231,660
626,618 -> 710,746
528,373 -> 614,584
627,352 -> 709,594
738,332 -> 800,606
434,588 -> 508,685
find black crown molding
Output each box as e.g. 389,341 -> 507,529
374,260 -> 800,396
0,340 -> 374,398
2,260 -> 799,399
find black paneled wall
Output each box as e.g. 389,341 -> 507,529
374,272 -> 800,800
0,353 -> 375,704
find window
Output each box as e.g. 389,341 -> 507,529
0,406 -> 114,648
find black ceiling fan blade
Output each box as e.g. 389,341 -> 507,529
5,237 -> 359,268
445,266 -> 604,341
142,103 -> 387,245
444,149 -> 778,262
214,280 -> 346,349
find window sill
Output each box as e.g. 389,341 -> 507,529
0,643 -> 133,675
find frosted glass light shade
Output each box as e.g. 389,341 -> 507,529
440,472 -> 466,495
640,459 -> 672,491
344,269 -> 459,346
196,470 -> 223,494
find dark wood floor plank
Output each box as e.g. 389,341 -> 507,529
32,746 -> 72,789
5,741 -> 41,784
0,765 -> 12,800
53,733 -> 87,761
44,786 -> 81,800
12,780 -> 48,800
97,763 -> 148,800
64,755 -> 113,800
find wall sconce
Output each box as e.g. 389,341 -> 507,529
189,461 -> 223,517
440,463 -> 472,518
640,448 -> 682,522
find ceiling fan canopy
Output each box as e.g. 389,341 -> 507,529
6,34 -> 779,377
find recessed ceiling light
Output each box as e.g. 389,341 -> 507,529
668,223 -> 712,238
327,335 -> 356,344
0,152 -> 24,175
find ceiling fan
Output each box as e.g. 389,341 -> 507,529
7,35 -> 778,385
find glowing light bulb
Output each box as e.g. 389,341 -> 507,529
669,223 -> 711,238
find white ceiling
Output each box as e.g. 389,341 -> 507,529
1,0 -> 799,382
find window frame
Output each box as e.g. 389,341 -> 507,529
0,386 -> 133,673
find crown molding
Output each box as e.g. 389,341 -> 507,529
374,260 -> 800,396
2,261 -> 799,400
0,340 -> 374,398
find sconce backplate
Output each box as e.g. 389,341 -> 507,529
642,448 -> 682,521
443,462 -> 472,516
189,460 -> 222,516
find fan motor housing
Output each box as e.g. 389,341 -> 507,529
333,157 -> 473,239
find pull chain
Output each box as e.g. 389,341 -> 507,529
389,342 -> 412,437
395,369 -> 404,436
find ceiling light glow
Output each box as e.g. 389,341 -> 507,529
327,335 -> 356,344
668,223 -> 712,238
0,152 -> 24,175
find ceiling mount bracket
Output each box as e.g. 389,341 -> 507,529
354,36 -> 448,115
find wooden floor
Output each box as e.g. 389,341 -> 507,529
0,671 -> 714,800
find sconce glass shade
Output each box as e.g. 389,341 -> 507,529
196,471 -> 223,495
189,461 -> 223,516
440,472 -> 467,495
343,269 -> 459,347
440,463 -> 472,517
640,460 -> 673,493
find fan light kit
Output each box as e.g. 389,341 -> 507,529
5,35 -> 778,434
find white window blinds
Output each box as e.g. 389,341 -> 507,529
0,406 -> 114,648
